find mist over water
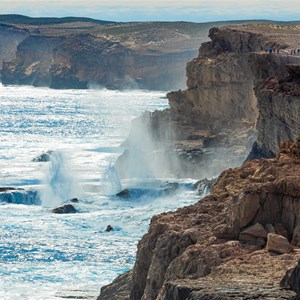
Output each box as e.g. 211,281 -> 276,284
40,151 -> 82,208
107,163 -> 122,194
116,111 -> 181,179
0,85 -> 204,299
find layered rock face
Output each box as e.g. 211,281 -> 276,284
2,35 -> 65,86
250,57 -> 300,157
2,33 -> 196,90
0,23 -> 28,74
118,25 -> 300,179
0,21 -> 211,90
100,24 -> 300,299
117,26 -> 269,179
100,137 -> 300,300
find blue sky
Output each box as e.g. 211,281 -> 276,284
1,0 -> 299,22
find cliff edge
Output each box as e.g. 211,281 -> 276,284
101,24 -> 300,299
0,20 -> 213,90
116,24 -> 300,180
100,132 -> 300,300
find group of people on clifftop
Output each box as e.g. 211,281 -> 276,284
266,47 -> 280,54
266,47 -> 300,55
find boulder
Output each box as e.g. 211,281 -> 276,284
239,223 -> 268,241
266,233 -> 293,254
52,204 -> 77,214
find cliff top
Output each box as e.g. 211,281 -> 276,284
220,24 -> 300,49
3,16 -> 300,55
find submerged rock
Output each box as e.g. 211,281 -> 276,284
70,198 -> 79,203
32,150 -> 54,162
52,204 -> 77,214
116,189 -> 130,198
0,187 -> 18,192
105,225 -> 114,232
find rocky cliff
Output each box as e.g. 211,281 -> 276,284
2,32 -> 197,90
0,20 -> 216,90
249,56 -> 300,157
101,134 -> 300,300
116,24 -> 300,180
1,18 -> 294,91
100,24 -> 300,299
0,23 -> 28,74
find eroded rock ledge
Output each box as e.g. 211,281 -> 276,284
100,137 -> 300,300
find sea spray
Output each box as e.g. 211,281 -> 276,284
39,151 -> 81,208
115,111 -> 180,179
107,163 -> 122,194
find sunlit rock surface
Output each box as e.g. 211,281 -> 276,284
100,23 -> 300,299
100,136 -> 300,300
0,19 -> 215,90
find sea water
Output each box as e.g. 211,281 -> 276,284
0,85 -> 203,299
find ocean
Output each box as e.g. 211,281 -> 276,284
0,85 -> 203,299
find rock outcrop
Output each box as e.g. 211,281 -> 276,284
0,187 -> 40,205
251,61 -> 300,156
99,136 -> 300,300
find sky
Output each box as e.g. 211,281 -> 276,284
0,0 -> 299,23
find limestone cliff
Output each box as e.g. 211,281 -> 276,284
249,55 -> 300,157
1,32 -> 195,90
100,136 -> 300,300
1,19 -> 291,91
117,24 -> 300,180
0,23 -> 28,74
0,21 -> 213,90
100,24 -> 300,299
116,26 -> 268,179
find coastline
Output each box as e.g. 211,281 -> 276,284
99,24 -> 300,299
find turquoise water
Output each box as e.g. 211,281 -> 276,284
0,85 -> 201,299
